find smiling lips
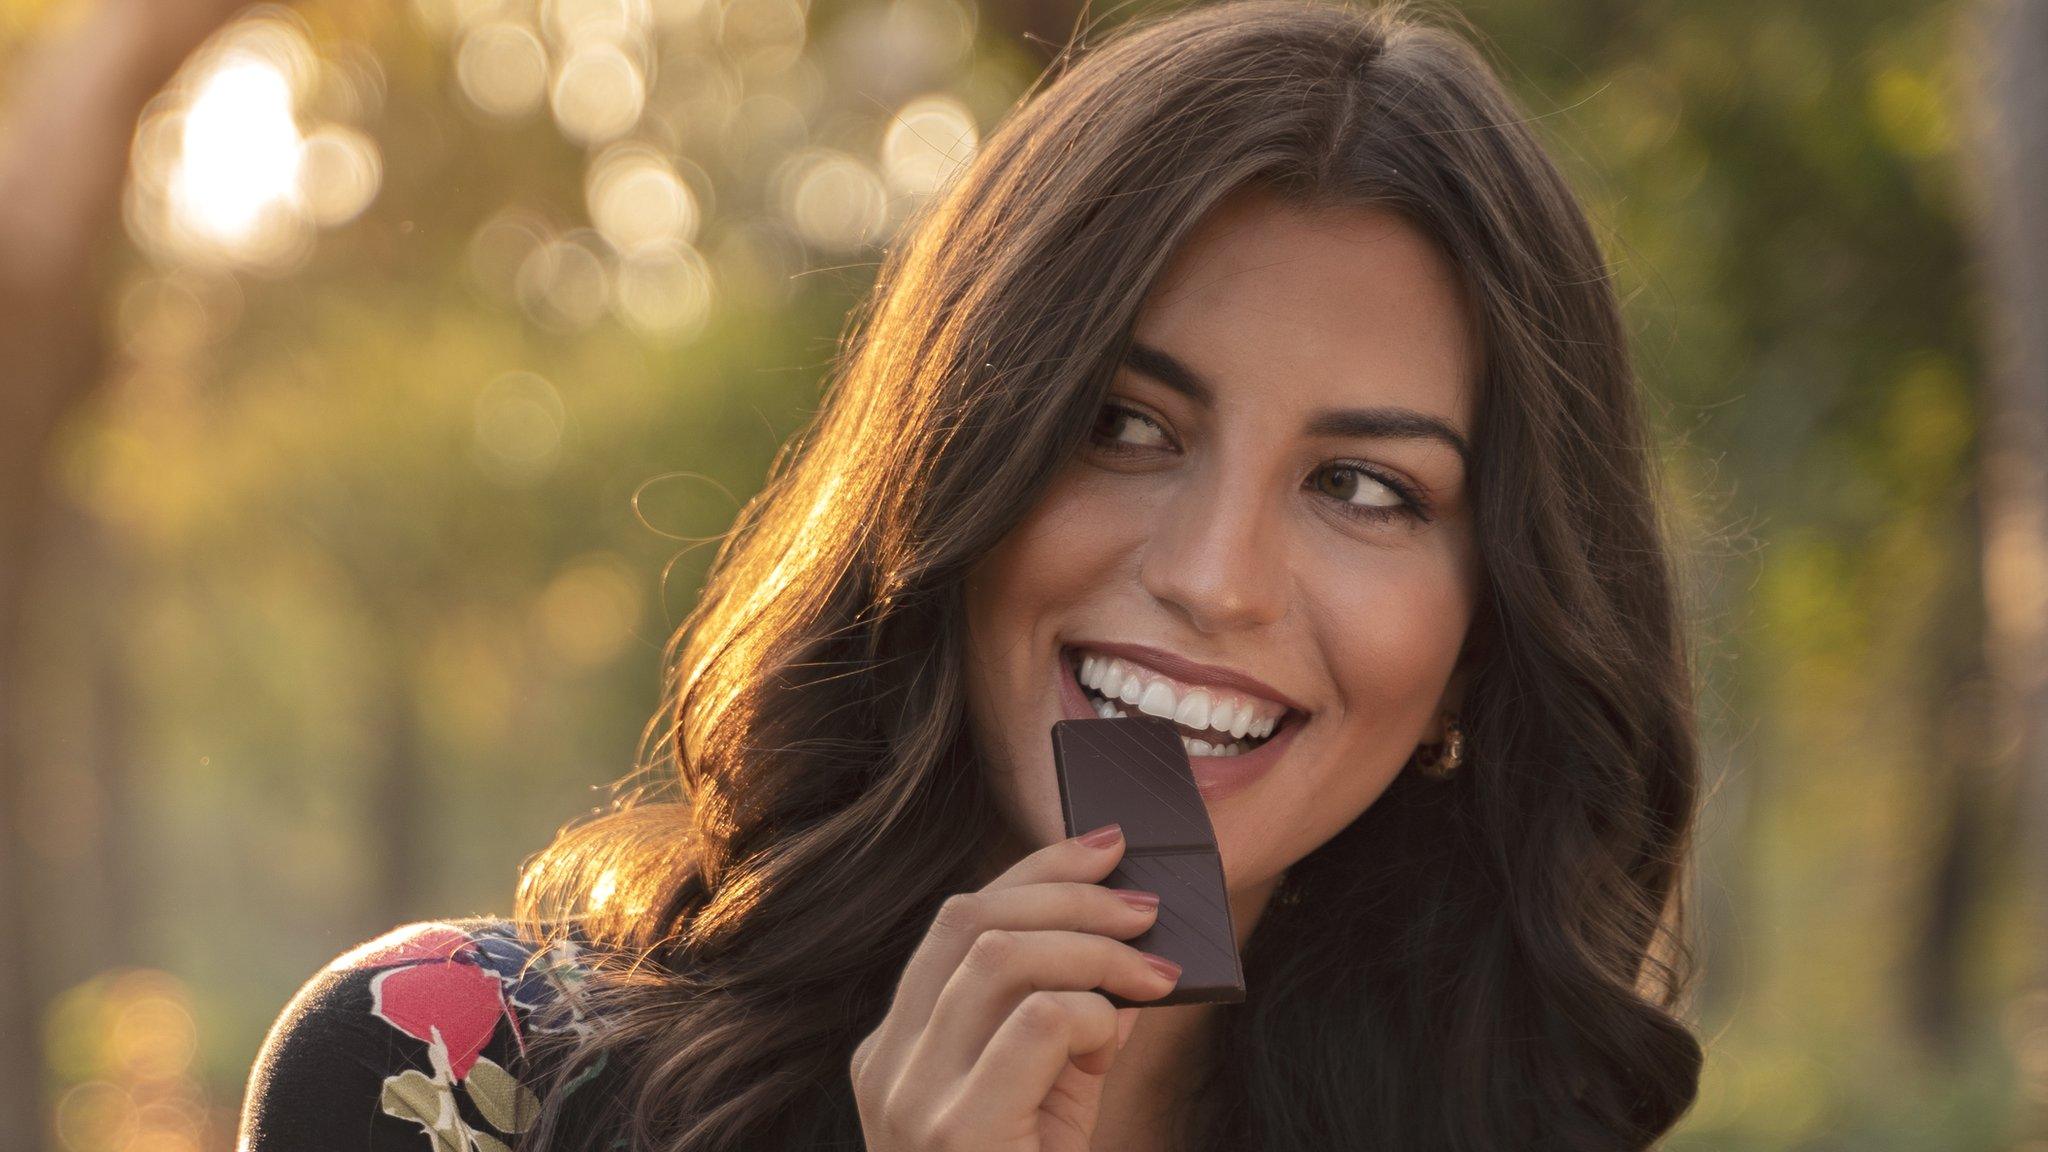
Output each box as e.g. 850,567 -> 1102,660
1066,645 -> 1298,757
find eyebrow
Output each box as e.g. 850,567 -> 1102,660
1123,339 -> 1473,469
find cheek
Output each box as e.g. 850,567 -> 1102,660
968,466 -> 1131,629
962,468 -> 1122,753
1231,552 -> 1472,876
988,460 -> 1173,626
1306,548 -> 1475,753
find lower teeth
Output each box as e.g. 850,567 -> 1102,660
1079,683 -> 1259,757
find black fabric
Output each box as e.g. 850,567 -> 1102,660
238,917 -> 609,1152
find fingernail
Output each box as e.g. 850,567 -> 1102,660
1115,1011 -> 1138,1051
1110,888 -> 1159,912
1141,952 -> 1182,982
1077,822 -> 1122,847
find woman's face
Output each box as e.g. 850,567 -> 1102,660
962,189 -> 1481,930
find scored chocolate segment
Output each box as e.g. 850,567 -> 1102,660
1051,715 -> 1246,1008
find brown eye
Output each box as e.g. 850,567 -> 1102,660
1310,463 -> 1428,524
1089,402 -> 1173,452
1315,465 -> 1402,508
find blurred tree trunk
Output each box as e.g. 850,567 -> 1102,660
70,506 -> 143,965
367,647 -> 428,930
0,4 -> 252,1144
0,109 -> 106,1145
1969,0 -> 2048,1014
1905,523 -> 1994,1057
0,345 -> 95,1152
0,157 -> 110,1152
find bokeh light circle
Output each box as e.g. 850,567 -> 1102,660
881,93 -> 977,197
457,21 -> 551,119
585,143 -> 700,253
550,41 -> 648,145
774,148 -> 888,253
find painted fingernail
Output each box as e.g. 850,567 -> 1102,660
1077,823 -> 1122,847
1111,888 -> 1160,912
1141,952 -> 1182,982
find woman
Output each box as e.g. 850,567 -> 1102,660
238,1 -> 1705,1149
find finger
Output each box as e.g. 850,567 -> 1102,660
874,831 -> 1136,1055
911,927 -> 1177,1083
948,990 -> 1122,1127
857,869 -> 1150,1144
886,879 -> 1157,1049
981,825 -> 1128,894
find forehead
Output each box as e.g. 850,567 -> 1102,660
1134,190 -> 1478,431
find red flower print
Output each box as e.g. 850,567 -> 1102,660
370,953 -> 509,1080
349,924 -> 479,969
344,922 -> 520,1081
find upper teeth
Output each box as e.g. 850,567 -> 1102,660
1075,649 -> 1286,741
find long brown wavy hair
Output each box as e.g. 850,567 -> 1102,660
509,1 -> 1706,1148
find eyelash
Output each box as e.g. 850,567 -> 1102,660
1085,401 -> 1433,525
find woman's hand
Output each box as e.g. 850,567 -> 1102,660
848,824 -> 1179,1152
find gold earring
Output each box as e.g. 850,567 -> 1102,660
1414,714 -> 1466,779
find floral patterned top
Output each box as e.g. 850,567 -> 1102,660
236,917 -> 613,1152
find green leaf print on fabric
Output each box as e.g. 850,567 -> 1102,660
380,1070 -> 466,1152
467,1055 -> 540,1134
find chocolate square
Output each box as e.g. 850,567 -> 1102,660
1050,715 -> 1246,1007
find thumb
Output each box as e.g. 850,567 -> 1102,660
1114,1007 -> 1139,1052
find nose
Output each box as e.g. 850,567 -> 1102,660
1137,463 -> 1289,633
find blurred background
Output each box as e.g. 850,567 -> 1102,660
0,0 -> 2043,1148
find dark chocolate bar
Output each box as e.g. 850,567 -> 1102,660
1050,715 -> 1246,1007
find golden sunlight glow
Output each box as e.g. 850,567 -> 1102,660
721,0 -> 808,74
704,217 -> 804,310
54,1082 -> 133,1152
536,553 -> 643,667
614,243 -> 714,336
472,371 -> 568,485
586,143 -> 700,252
297,126 -> 382,226
215,10 -> 321,95
456,21 -> 551,119
170,58 -> 302,243
542,0 -> 653,46
47,971 -> 207,1152
410,0 -> 527,37
107,993 -> 199,1083
881,93 -> 977,197
468,207 -> 555,301
124,12 -> 382,270
514,232 -> 613,330
115,268 -> 244,367
775,147 -> 888,253
550,40 -> 648,145
648,0 -> 716,28
589,867 -> 620,909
